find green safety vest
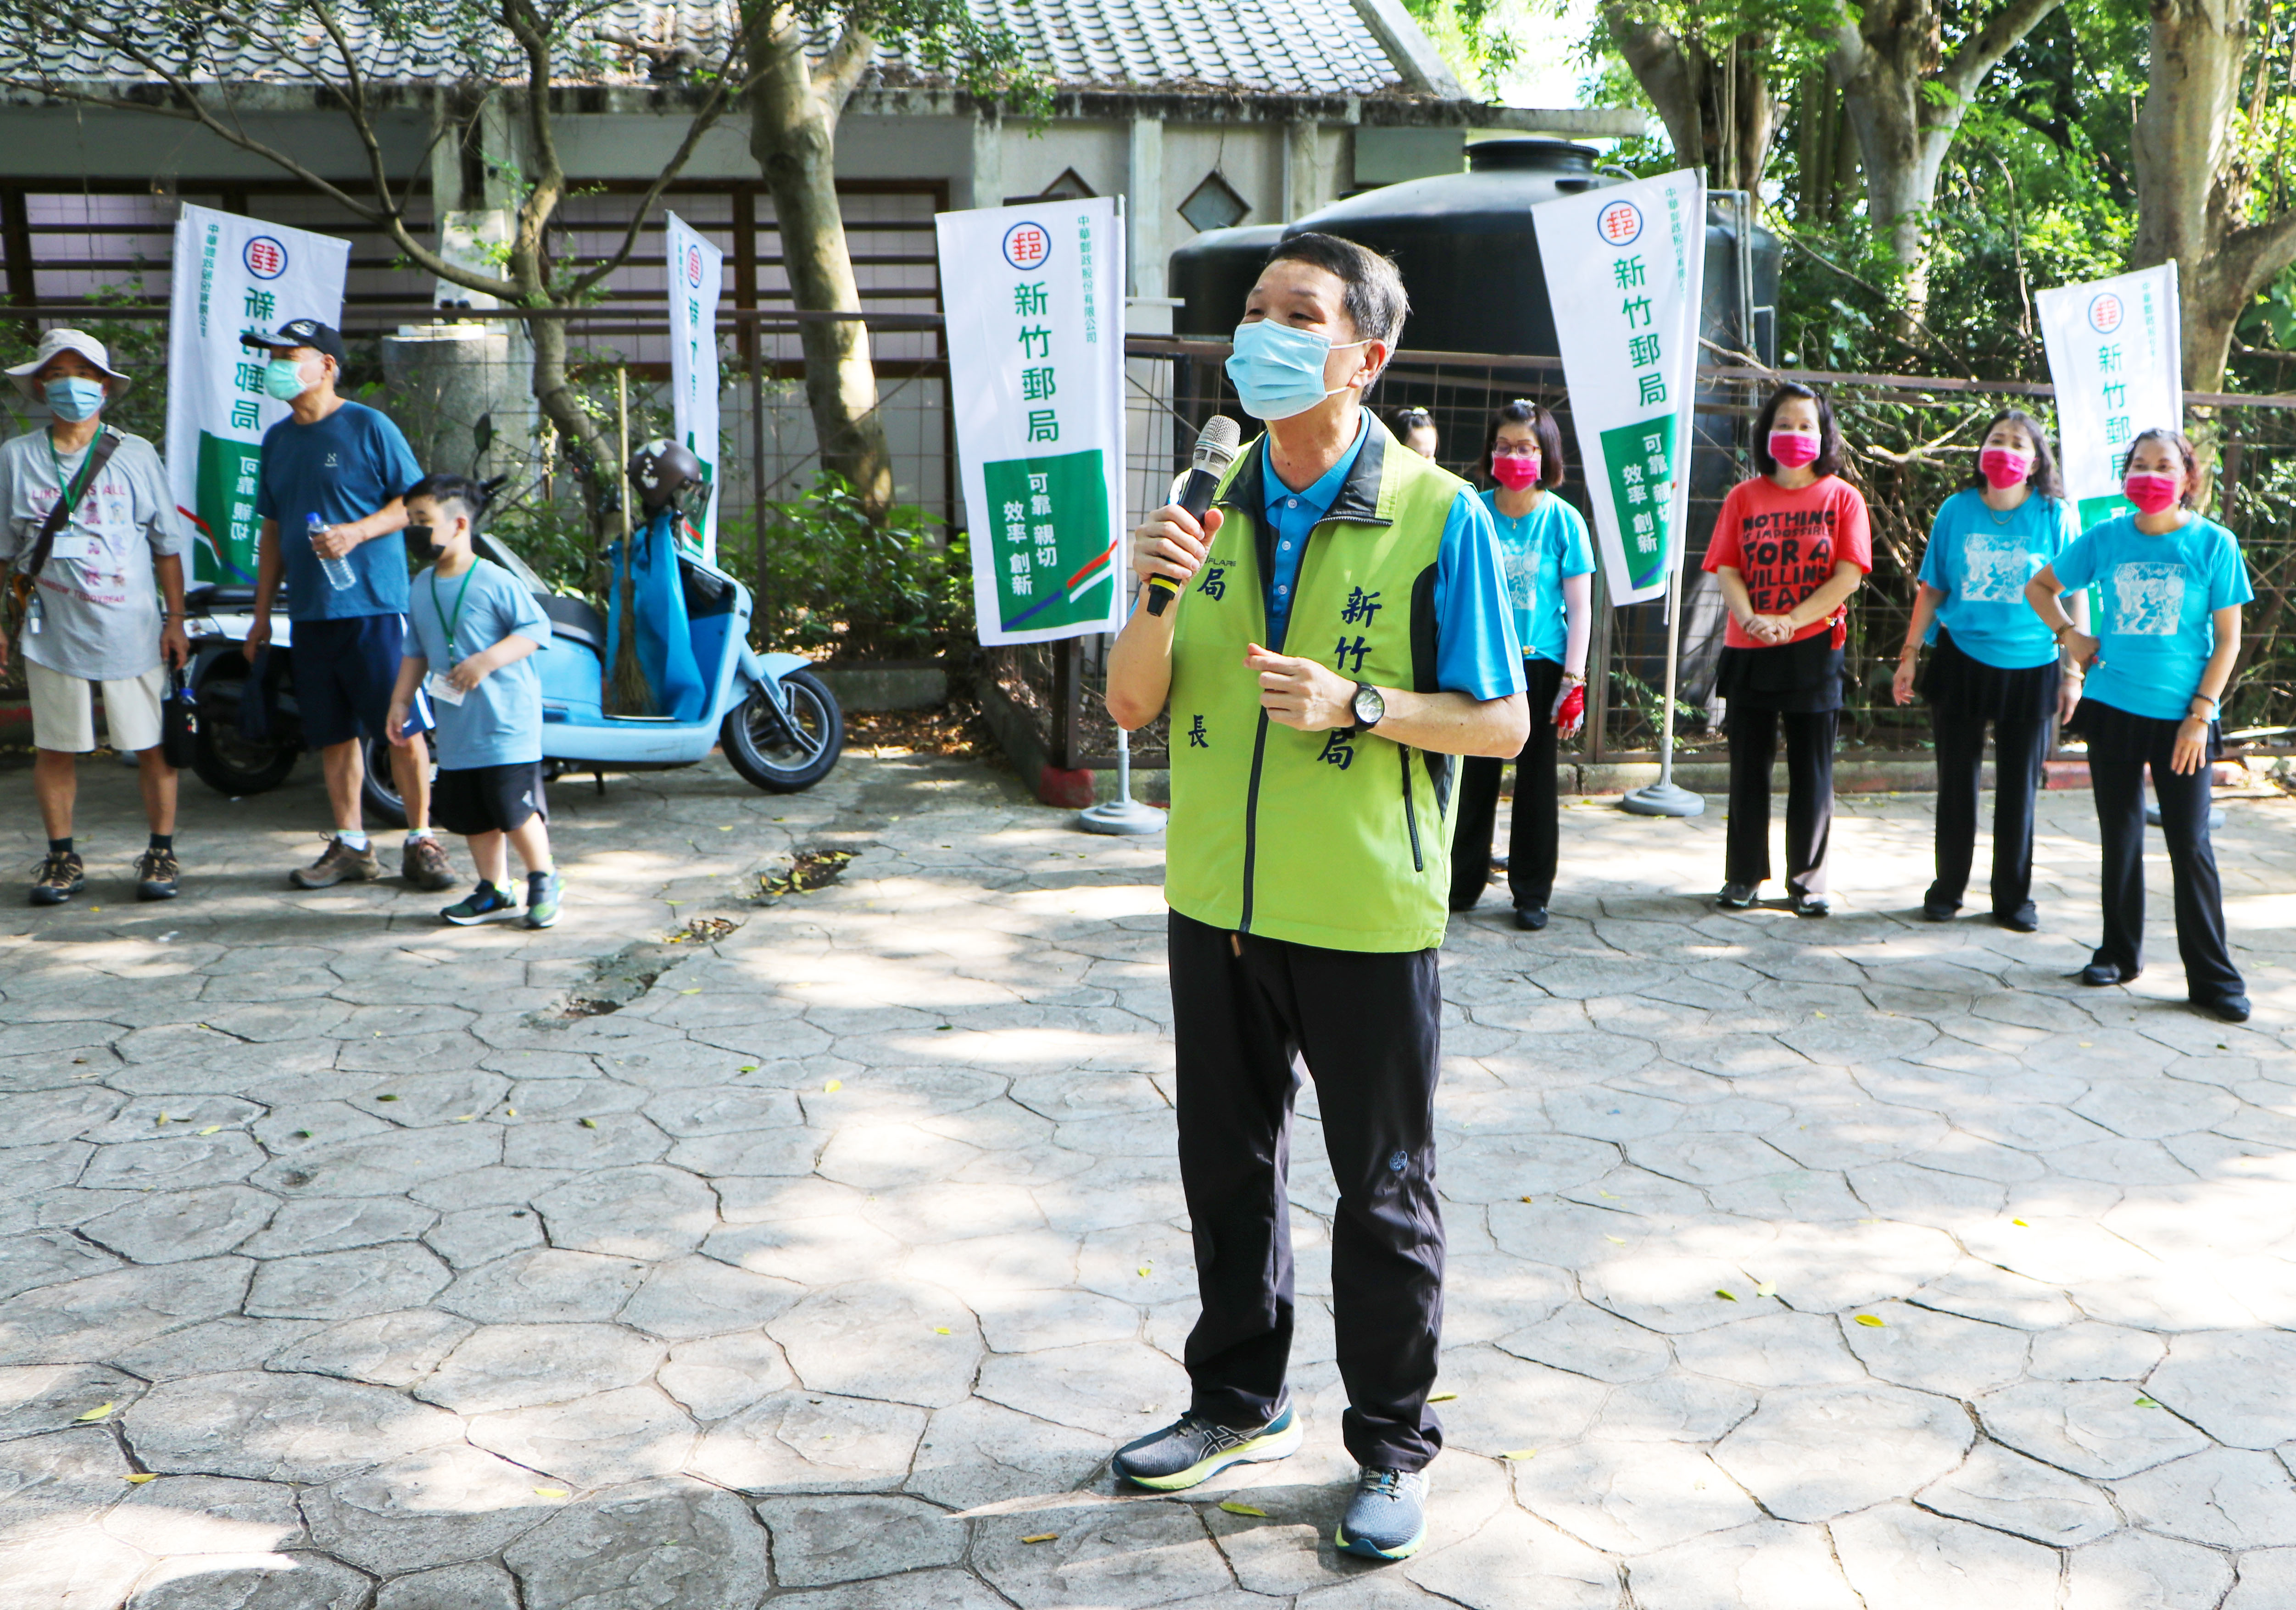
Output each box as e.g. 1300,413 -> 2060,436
1166,416 -> 1470,953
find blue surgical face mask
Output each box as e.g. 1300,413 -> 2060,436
262,357 -> 315,402
43,377 -> 105,423
1225,319 -> 1369,421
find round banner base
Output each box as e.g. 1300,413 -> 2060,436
1079,799 -> 1167,836
1620,781 -> 1706,819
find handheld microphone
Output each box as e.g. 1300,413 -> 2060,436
1145,415 -> 1242,616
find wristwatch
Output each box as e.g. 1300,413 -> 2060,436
1349,681 -> 1385,736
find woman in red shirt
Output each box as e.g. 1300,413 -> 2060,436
1702,382 -> 1872,916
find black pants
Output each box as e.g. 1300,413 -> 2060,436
1929,709 -> 2049,917
2086,724 -> 2243,1001
1167,909 -> 1444,1471
1725,707 -> 1837,896
1450,657 -> 1565,910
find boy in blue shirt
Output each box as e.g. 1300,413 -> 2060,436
384,475 -> 563,928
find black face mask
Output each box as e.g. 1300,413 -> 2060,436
406,524 -> 441,563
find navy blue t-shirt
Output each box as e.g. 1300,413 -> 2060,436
255,400 -> 424,621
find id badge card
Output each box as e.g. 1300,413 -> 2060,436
49,530 -> 106,563
424,671 -> 467,707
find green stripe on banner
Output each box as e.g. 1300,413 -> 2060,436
1599,414 -> 1678,595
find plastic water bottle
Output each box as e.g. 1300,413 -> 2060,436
309,512 -> 354,591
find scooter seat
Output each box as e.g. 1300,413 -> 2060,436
542,594 -> 608,652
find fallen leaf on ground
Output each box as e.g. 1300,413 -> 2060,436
2011,1218 -> 2029,1227
933,1326 -> 951,1335
823,1080 -> 842,1093
1854,1315 -> 1886,1327
679,988 -> 702,995
2134,1397 -> 2159,1408
1500,1449 -> 1536,1461
1715,1290 -> 1738,1301
1428,1392 -> 1458,1403
1021,1533 -> 1058,1545
1604,1235 -> 1627,1245
534,1487 -> 569,1498
123,1473 -> 156,1484
579,1117 -> 598,1129
1219,1502 -> 1269,1517
76,1402 -> 114,1422
375,1093 -> 399,1102
196,1125 -> 221,1136
1755,1281 -> 1778,1298
451,1114 -> 476,1123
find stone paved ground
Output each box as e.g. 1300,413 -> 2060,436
3,745 -> 2295,1610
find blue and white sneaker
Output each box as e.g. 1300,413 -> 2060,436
1112,1403 -> 1302,1492
1335,1466 -> 1430,1560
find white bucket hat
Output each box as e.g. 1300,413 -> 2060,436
6,327 -> 132,402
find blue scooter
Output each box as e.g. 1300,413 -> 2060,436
183,444 -> 841,815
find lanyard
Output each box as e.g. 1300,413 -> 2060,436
429,564 -> 477,661
45,430 -> 100,524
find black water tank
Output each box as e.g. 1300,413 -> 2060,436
1169,139 -> 1779,365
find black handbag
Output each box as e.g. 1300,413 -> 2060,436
161,667 -> 199,768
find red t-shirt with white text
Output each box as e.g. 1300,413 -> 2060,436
1703,474 -> 1872,648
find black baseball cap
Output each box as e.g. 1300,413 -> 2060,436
241,318 -> 347,366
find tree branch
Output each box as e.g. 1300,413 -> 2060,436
1936,0 -> 2066,114
819,20 -> 876,122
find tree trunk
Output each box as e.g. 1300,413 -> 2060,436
1834,0 -> 2063,333
750,28 -> 894,518
1599,9 -> 1776,192
2129,0 -> 2296,393
1605,6 -> 1705,175
526,315 -> 614,512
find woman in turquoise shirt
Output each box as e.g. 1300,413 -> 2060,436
2025,427 -> 2253,1022
1892,410 -> 2085,932
1449,400 -> 1593,930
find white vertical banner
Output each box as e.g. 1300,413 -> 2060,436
1532,169 -> 1705,607
2037,263 -> 2182,528
936,197 -> 1126,646
664,210 -> 724,562
164,203 -> 349,585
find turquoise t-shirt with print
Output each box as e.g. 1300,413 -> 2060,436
1918,488 -> 2077,669
401,558 -> 552,769
2050,513 -> 2253,721
1477,487 -> 1594,666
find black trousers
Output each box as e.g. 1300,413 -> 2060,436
1167,909 -> 1445,1472
1929,708 -> 2049,917
1725,707 -> 1838,896
1450,657 -> 1566,910
2085,724 -> 2244,1001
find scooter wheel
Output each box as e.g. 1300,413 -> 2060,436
722,669 -> 843,792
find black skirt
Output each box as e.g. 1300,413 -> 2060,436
1920,629 -> 2059,727
1715,631 -> 1847,715
2065,696 -> 2224,763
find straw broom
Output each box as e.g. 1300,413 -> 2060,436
605,366 -> 653,715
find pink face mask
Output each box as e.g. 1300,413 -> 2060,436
2124,472 -> 2181,515
1490,453 -> 1540,491
1979,447 -> 2032,490
1768,430 -> 1820,469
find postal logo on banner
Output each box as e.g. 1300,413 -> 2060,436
685,244 -> 704,288
1597,200 -> 1644,247
2089,293 -> 2124,334
243,236 -> 287,280
1002,220 -> 1051,271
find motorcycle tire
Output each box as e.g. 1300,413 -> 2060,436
721,668 -> 843,793
189,667 -> 299,797
358,734 -> 417,829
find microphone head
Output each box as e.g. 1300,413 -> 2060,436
1192,415 -> 1242,475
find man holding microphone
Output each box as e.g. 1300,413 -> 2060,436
1105,233 -> 1527,1560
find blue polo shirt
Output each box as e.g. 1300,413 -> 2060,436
1260,421 -> 1524,701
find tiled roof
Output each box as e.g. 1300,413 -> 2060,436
19,0 -> 1421,98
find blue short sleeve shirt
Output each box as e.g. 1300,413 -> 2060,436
255,400 -> 425,621
1479,487 -> 1594,666
2050,513 -> 2253,720
400,558 -> 552,769
1260,422 -> 1524,700
1918,489 -> 2078,669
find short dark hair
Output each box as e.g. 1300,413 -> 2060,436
1481,399 -> 1566,490
406,473 -> 487,524
1970,409 -> 2065,500
1263,232 -> 1409,348
1390,406 -> 1434,435
1751,381 -> 1846,478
